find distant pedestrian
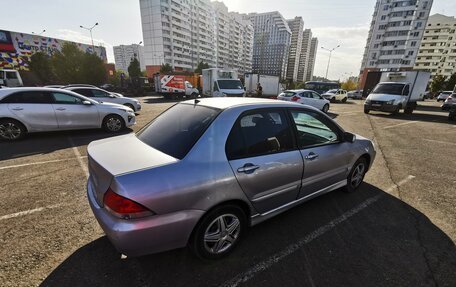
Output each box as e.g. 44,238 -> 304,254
257,83 -> 263,98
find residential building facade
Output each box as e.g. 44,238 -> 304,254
139,0 -> 253,76
359,0 -> 433,88
249,11 -> 292,78
297,29 -> 312,82
306,37 -> 318,82
113,44 -> 146,74
414,14 -> 456,78
286,17 -> 304,81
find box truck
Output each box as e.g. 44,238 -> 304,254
153,74 -> 199,99
244,73 -> 280,98
0,69 -> 23,87
202,68 -> 245,97
364,71 -> 430,115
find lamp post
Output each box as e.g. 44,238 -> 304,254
80,22 -> 98,52
259,18 -> 270,75
321,45 -> 340,80
32,29 -> 46,35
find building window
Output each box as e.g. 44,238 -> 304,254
411,41 -> 417,47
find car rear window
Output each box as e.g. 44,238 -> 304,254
137,103 -> 220,159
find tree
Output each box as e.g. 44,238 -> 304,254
29,52 -> 54,85
341,79 -> 357,91
160,63 -> 173,74
81,52 -> 107,85
194,61 -> 209,74
128,58 -> 141,78
445,73 -> 456,91
430,75 -> 447,94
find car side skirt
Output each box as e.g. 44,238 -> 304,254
250,179 -> 347,226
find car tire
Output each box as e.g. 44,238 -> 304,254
345,157 -> 368,192
330,97 -> 336,103
392,105 -> 401,115
364,108 -> 370,114
404,107 -> 413,114
342,97 -> 347,103
102,114 -> 125,132
0,119 -> 26,141
124,103 -> 135,112
322,104 -> 329,113
190,204 -> 247,260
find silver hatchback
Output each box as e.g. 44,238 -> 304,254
87,98 -> 376,259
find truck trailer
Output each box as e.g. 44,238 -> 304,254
202,68 -> 245,97
244,73 -> 280,98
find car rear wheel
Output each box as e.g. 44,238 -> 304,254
322,104 -> 329,113
345,157 -> 368,192
0,119 -> 26,141
190,205 -> 246,260
342,97 -> 347,103
103,114 -> 125,132
330,97 -> 336,103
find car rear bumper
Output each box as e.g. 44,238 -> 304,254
87,179 -> 204,257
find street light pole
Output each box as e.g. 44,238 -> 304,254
259,18 -> 270,75
80,22 -> 99,53
321,45 -> 340,80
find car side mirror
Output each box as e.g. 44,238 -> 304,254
82,100 -> 92,105
344,132 -> 356,143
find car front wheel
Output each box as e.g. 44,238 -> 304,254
0,119 -> 26,141
103,114 -> 125,132
322,104 -> 329,113
190,205 -> 246,260
345,157 -> 368,192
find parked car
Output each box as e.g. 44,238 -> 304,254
44,85 -> 65,88
322,89 -> 348,103
64,87 -> 141,112
62,84 -> 98,89
437,91 -> 452,102
441,93 -> 456,111
0,87 -> 136,140
347,90 -> 363,99
449,105 -> 456,121
87,98 -> 376,259
277,89 -> 330,113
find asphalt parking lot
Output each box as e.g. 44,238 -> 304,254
1,97 -> 455,287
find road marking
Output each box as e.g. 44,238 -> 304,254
339,111 -> 362,115
423,139 -> 456,146
68,137 -> 89,178
222,176 -> 415,287
383,121 -> 419,129
0,204 -> 62,221
0,156 -> 87,170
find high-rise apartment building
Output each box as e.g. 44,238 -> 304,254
286,17 -> 304,81
113,44 -> 146,74
249,11 -> 292,78
297,29 -> 312,82
139,0 -> 253,76
306,37 -> 318,82
414,14 -> 456,78
359,0 -> 433,88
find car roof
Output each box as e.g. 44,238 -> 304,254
283,89 -> 313,93
0,87 -> 83,100
181,97 -> 305,110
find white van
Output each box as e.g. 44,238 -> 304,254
0,69 -> 23,87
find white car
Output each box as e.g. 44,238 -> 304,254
322,89 -> 348,103
64,87 -> 141,112
347,90 -> 363,99
277,89 -> 330,113
437,91 -> 453,102
0,87 -> 136,141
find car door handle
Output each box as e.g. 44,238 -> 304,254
11,107 -> 23,111
237,164 -> 260,173
56,108 -> 66,111
305,152 -> 319,160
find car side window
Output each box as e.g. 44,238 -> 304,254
73,89 -> 93,98
91,89 -> 110,97
6,72 -> 18,79
52,92 -> 84,104
312,92 -> 321,99
226,109 -> 295,160
1,91 -> 53,104
289,110 -> 340,149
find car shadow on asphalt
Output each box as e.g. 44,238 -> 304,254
142,96 -> 183,104
368,109 -> 454,125
0,129 -> 133,161
40,183 -> 456,287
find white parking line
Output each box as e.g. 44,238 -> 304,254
0,204 -> 62,221
68,137 -> 89,178
0,157 -> 87,170
423,139 -> 456,146
383,121 -> 419,129
221,176 -> 415,287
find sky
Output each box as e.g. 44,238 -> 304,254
1,0 -> 455,80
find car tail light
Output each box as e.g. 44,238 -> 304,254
103,187 -> 155,219
291,96 -> 300,101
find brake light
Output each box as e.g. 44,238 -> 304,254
103,187 -> 154,219
291,96 -> 300,101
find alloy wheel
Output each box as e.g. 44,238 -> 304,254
203,214 -> 241,254
350,162 -> 365,188
0,122 -> 22,140
106,117 -> 122,132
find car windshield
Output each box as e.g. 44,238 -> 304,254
217,80 -> 243,90
137,103 -> 220,159
372,83 -> 405,96
279,91 -> 296,97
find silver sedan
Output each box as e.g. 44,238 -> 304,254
87,98 -> 376,259
0,87 -> 136,140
